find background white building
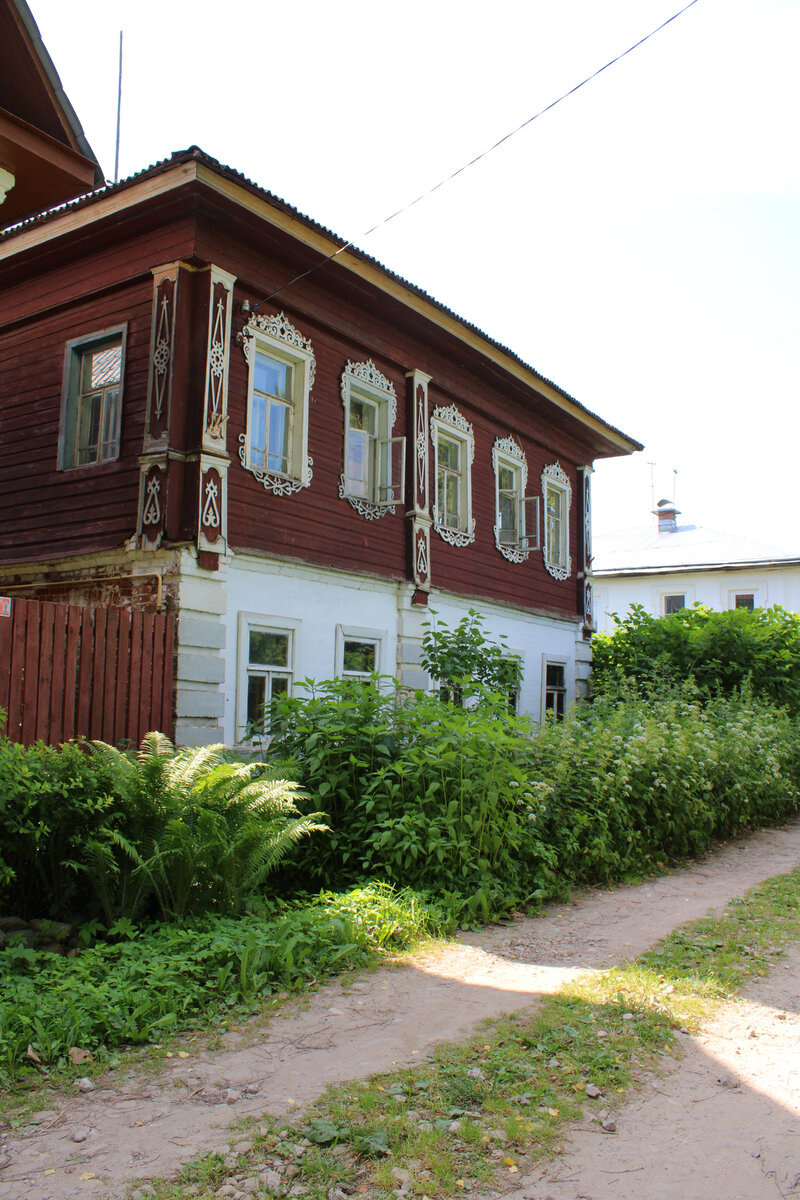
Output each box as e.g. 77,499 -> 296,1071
591,500 -> 800,636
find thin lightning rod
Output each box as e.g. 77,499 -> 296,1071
114,31 -> 123,183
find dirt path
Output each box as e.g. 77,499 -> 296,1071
3,820 -> 800,1200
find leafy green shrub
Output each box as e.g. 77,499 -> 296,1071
83,733 -> 328,921
592,604 -> 800,713
0,739 -> 117,917
421,609 -> 522,710
0,884 -> 442,1080
525,683 -> 800,887
269,679 -> 548,920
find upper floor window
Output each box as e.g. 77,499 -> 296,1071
339,360 -> 404,519
430,405 -> 475,547
58,326 -> 127,470
492,437 -> 538,563
239,312 -> 315,496
542,462 -> 572,580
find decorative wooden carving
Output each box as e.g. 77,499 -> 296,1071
406,370 -> 432,591
138,461 -> 166,551
144,270 -> 178,447
203,269 -> 236,449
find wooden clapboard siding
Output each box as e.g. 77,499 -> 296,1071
0,597 -> 175,747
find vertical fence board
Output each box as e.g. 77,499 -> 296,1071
128,611 -> 144,744
160,613 -> 176,739
101,608 -> 120,743
89,608 -> 108,740
35,603 -> 56,743
149,613 -> 166,738
114,609 -> 131,746
0,596 -> 13,726
75,607 -> 94,738
62,606 -> 82,742
6,600 -> 27,741
48,604 -> 68,741
138,614 -> 155,742
21,600 -> 41,746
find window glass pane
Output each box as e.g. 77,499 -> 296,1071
85,343 -> 121,389
270,675 -> 290,699
100,388 -> 119,459
350,397 -> 376,434
267,402 -> 289,472
499,490 -> 517,542
546,485 -> 562,521
499,464 -> 515,492
246,674 -> 267,730
249,631 -> 289,666
251,392 -> 266,464
347,428 -> 370,496
546,663 -> 565,689
735,594 -> 754,610
76,393 -> 101,464
444,473 -> 460,526
439,436 -> 460,471
255,353 -> 292,401
343,640 -> 376,673
664,595 -> 685,615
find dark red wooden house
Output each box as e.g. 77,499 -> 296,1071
0,140 -> 640,745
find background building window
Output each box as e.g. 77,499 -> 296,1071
734,593 -> 755,610
59,326 -> 126,469
664,594 -> 686,615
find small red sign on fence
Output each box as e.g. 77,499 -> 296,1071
0,597 -> 10,618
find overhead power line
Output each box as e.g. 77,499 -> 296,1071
260,0 -> 701,306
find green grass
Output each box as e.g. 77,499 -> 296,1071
143,864 -> 800,1199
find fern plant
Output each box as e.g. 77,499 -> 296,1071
83,733 -> 327,921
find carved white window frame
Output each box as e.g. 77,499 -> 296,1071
542,462 -> 572,580
238,312 -> 315,496
492,436 -> 539,563
338,359 -> 404,520
58,324 -> 128,471
430,405 -> 476,547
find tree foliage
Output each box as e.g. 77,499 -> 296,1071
421,609 -> 522,709
591,604 -> 800,713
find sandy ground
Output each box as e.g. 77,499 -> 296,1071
2,820 -> 800,1200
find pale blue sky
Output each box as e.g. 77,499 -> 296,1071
31,0 -> 800,551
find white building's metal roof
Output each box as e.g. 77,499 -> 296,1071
593,522 -> 800,577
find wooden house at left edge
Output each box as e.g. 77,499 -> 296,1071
0,138 -> 642,746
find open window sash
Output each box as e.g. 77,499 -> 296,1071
375,436 -> 406,507
503,495 -> 540,553
519,495 -> 540,552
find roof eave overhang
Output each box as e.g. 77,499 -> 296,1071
0,156 -> 641,457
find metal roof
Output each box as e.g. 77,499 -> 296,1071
592,521 -> 800,576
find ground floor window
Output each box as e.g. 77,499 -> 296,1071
237,614 -> 299,740
335,624 -> 386,682
543,660 -> 567,722
734,593 -> 755,610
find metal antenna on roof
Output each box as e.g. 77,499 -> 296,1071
673,467 -> 678,504
114,32 -> 123,183
648,461 -> 656,519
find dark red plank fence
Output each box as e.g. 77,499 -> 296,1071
0,597 -> 175,747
